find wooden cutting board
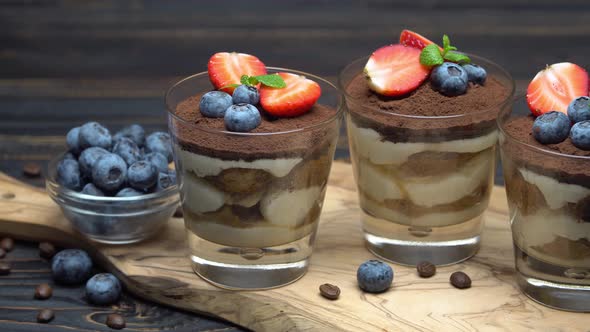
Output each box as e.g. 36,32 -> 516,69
0,162 -> 588,331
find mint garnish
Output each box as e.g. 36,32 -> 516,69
420,34 -> 471,67
241,74 -> 286,88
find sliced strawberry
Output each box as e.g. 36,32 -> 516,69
526,62 -> 589,116
399,29 -> 440,51
259,72 -> 321,117
364,44 -> 430,97
208,52 -> 267,93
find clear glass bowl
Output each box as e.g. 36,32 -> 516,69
46,153 -> 180,244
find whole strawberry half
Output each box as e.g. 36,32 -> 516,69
526,62 -> 589,116
364,44 -> 430,97
208,52 -> 267,94
399,29 -> 440,51
260,72 -> 321,117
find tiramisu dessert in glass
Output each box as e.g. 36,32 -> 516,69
499,62 -> 590,311
166,52 -> 343,289
339,30 -> 514,265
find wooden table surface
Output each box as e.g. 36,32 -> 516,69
1,1 -> 590,331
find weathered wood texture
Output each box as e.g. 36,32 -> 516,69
1,162 -> 589,332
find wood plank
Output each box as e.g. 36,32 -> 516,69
0,162 -> 586,331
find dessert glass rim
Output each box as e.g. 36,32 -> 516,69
165,66 -> 345,137
46,152 -> 180,203
338,52 -> 516,120
498,98 -> 590,161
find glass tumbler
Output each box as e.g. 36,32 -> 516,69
339,55 -> 514,266
499,99 -> 590,311
166,68 -> 343,289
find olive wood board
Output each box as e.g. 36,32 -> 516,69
0,162 -> 588,332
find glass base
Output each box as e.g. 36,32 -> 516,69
514,245 -> 590,312
362,212 -> 483,266
187,230 -> 313,290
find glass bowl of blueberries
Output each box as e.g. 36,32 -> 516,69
46,122 -> 180,244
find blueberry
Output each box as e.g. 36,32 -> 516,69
567,96 -> 590,124
232,85 -> 260,105
81,183 -> 104,196
51,249 -> 93,285
112,137 -> 141,166
115,187 -> 144,197
78,122 -> 112,149
113,124 -> 145,147
143,152 -> 169,173
145,132 -> 173,162
78,147 -> 109,178
57,158 -> 83,190
532,111 -> 571,145
570,120 -> 590,150
224,104 -> 261,132
85,273 -> 122,305
156,171 -> 177,191
66,127 -> 81,154
127,160 -> 158,191
63,152 -> 76,160
199,91 -> 233,118
356,260 -> 393,293
91,153 -> 127,192
462,63 -> 487,85
431,62 -> 469,96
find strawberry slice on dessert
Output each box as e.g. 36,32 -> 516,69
260,72 -> 321,117
526,62 -> 589,116
208,52 -> 267,93
364,44 -> 430,97
400,29 -> 441,51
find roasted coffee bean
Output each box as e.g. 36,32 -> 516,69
0,237 -> 14,252
416,261 -> 436,278
0,262 -> 11,275
450,271 -> 472,289
39,242 -> 57,259
319,283 -> 341,300
37,309 -> 55,323
0,248 -> 5,259
34,283 -> 53,300
23,163 -> 42,177
106,313 -> 126,329
173,206 -> 184,218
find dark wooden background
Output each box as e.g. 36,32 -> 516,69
1,0 -> 590,330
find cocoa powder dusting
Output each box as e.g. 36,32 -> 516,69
173,94 -> 341,160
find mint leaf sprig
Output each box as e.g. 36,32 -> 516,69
419,34 -> 471,67
221,74 -> 287,90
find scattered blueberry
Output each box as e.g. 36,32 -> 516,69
57,158 -> 83,190
145,132 -> 173,162
78,147 -> 109,178
112,137 -> 141,166
567,96 -> 590,124
143,152 -> 169,173
78,122 -> 112,149
462,63 -> 487,85
66,127 -> 81,154
91,153 -> 127,192
81,183 -> 104,196
199,91 -> 233,118
356,260 -> 393,293
431,62 -> 469,96
115,187 -> 144,197
156,171 -> 177,191
532,111 -> 571,145
127,160 -> 158,191
51,249 -> 93,285
224,103 -> 261,132
85,273 -> 122,305
232,85 -> 260,105
570,120 -> 590,150
113,124 -> 145,147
